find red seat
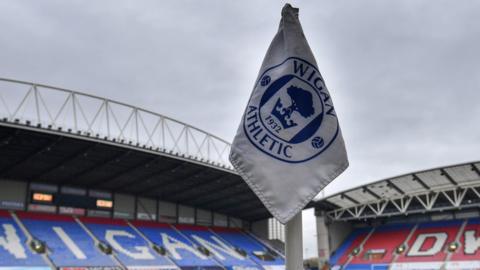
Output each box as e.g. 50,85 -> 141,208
350,224 -> 413,264
396,222 -> 461,263
451,219 -> 480,261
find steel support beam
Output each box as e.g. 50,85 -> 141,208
440,169 -> 458,186
0,77 -> 234,171
327,184 -> 480,221
341,193 -> 360,205
363,187 -> 381,200
472,164 -> 480,177
412,173 -> 430,190
387,180 -> 405,195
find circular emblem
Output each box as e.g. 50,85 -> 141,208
260,75 -> 271,86
311,136 -> 324,149
242,57 -> 339,163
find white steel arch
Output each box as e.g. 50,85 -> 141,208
0,78 -> 234,172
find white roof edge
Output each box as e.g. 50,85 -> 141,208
315,160 -> 480,203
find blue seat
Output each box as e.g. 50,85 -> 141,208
212,227 -> 284,268
176,225 -> 262,270
18,212 -> 118,267
80,217 -> 176,269
0,211 -> 49,268
132,221 -> 223,269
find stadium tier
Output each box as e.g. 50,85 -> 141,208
79,216 -> 177,269
173,224 -> 261,270
0,210 -> 50,270
18,212 -> 119,268
131,220 -> 222,269
0,210 -> 285,270
210,227 -> 285,269
0,79 -> 286,270
330,218 -> 480,270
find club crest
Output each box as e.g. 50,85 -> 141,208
243,57 -> 339,163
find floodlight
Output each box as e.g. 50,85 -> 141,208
98,241 -> 113,254
396,244 -> 406,254
448,242 -> 459,252
351,247 -> 361,256
30,239 -> 46,254
197,245 -> 210,256
152,244 -> 166,255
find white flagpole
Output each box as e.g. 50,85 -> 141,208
285,212 -> 303,270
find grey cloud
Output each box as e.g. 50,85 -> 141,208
1,1 -> 479,257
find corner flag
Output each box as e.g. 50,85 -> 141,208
229,4 -> 348,224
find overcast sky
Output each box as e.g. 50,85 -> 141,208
1,0 -> 479,259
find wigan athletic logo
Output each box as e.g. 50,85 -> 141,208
243,57 -> 339,163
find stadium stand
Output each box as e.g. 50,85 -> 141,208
1,209 -> 287,270
131,220 -> 223,270
0,210 -> 50,269
448,218 -> 480,269
451,218 -> 480,261
211,227 -> 285,270
395,219 -> 462,266
174,224 -> 263,270
348,223 -> 414,269
79,216 -> 177,269
0,79 -> 287,270
16,211 -> 119,268
330,218 -> 480,270
329,227 -> 372,267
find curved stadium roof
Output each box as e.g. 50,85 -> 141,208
0,78 -> 270,221
315,161 -> 480,221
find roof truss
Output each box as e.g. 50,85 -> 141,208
327,183 -> 480,221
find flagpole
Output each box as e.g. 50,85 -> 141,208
285,212 -> 303,270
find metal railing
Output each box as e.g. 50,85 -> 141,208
0,78 -> 234,171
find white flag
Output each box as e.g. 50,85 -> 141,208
229,4 -> 348,224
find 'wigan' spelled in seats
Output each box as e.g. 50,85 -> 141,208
18,211 -> 119,268
0,210 -> 49,269
175,224 -> 262,270
132,220 -> 223,270
80,216 -> 177,270
212,227 -> 285,270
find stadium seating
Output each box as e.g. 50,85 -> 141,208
211,226 -> 285,270
443,218 -> 480,270
331,219 -> 480,270
0,211 -> 285,270
451,218 -> 480,261
175,224 -> 263,270
0,210 -> 50,269
348,223 -> 414,269
17,211 -> 119,268
329,227 -> 372,268
395,219 -> 462,265
79,216 -> 177,269
132,220 -> 224,270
